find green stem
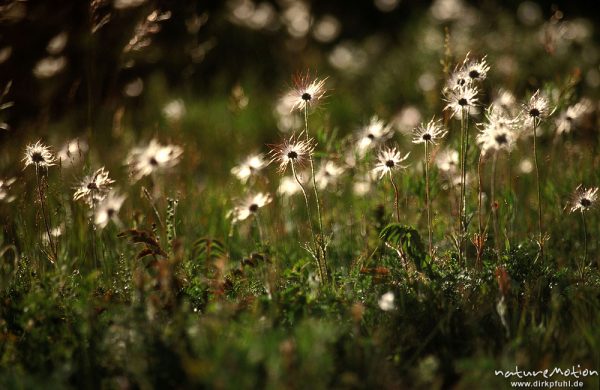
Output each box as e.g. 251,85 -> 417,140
491,152 -> 500,257
532,119 -> 544,259
424,142 -> 432,258
291,162 -> 323,282
458,107 -> 468,263
389,172 -> 401,223
581,211 -> 588,269
304,104 -> 327,281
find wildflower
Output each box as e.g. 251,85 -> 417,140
555,99 -> 592,135
356,116 -> 394,155
315,160 -> 345,189
126,139 -> 183,181
462,54 -> 490,83
73,167 -> 115,205
412,118 -> 447,145
231,193 -> 272,223
444,53 -> 489,90
23,141 -> 56,169
569,186 -> 598,213
268,132 -> 315,174
0,177 -> 16,203
284,72 -> 327,113
231,153 -> 267,183
372,146 -> 410,179
443,84 -> 479,118
378,291 -> 395,311
523,90 -> 553,127
278,176 -> 303,197
94,191 -> 126,229
477,106 -> 518,154
436,148 -> 459,174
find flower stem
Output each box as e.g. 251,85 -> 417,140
581,210 -> 588,269
389,172 -> 401,223
35,166 -> 57,264
424,142 -> 433,258
477,153 -> 484,239
491,152 -> 500,257
532,118 -> 544,259
458,107 -> 468,263
291,162 -> 323,282
304,104 -> 328,282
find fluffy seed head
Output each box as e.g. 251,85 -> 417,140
443,84 -> 479,118
73,167 -> 115,205
569,185 -> 598,213
231,192 -> 272,223
284,71 -> 327,113
462,54 -> 490,83
268,132 -> 315,174
523,90 -> 554,127
231,153 -> 267,183
372,146 -> 410,179
94,191 -> 126,229
477,105 -> 518,154
356,115 -> 394,155
125,139 -> 183,181
315,160 -> 345,189
412,117 -> 447,145
23,141 -> 56,169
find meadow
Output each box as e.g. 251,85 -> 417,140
1,1 -> 599,389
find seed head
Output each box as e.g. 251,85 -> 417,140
569,185 -> 598,213
23,141 -> 56,169
231,192 -> 272,223
283,71 -> 327,113
412,117 -> 447,145
268,132 -> 315,174
73,167 -> 115,206
125,139 -> 183,181
372,146 -> 410,180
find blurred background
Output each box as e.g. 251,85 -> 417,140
0,0 -> 598,176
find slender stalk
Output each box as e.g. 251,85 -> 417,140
581,211 -> 588,268
304,105 -> 324,236
476,153 -> 485,269
458,107 -> 469,263
508,151 -> 514,244
424,142 -> 433,258
463,109 -> 470,260
291,162 -> 323,281
477,153 -> 484,238
303,104 -> 328,282
91,192 -> 98,270
532,118 -> 544,258
491,152 -> 500,256
458,109 -> 465,263
35,166 -> 57,263
389,172 -> 401,223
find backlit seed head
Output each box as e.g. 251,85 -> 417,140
23,141 -> 56,169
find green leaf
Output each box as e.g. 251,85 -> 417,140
379,223 -> 426,270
